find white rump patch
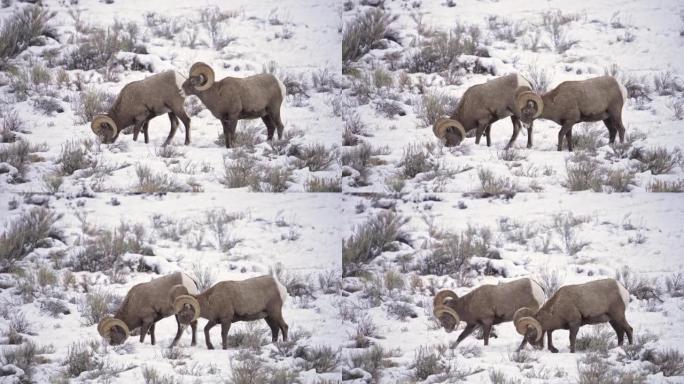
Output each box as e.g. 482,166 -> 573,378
275,76 -> 286,101
617,280 -> 630,307
175,71 -> 187,98
530,279 -> 546,306
617,79 -> 628,103
517,73 -> 532,89
181,272 -> 199,295
273,275 -> 288,303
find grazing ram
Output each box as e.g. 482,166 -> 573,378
433,74 -> 543,149
90,70 -> 191,146
173,275 -> 288,349
514,278 -> 633,353
433,278 -> 545,347
97,272 -> 199,346
519,75 -> 627,151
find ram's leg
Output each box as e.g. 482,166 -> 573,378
454,323 -> 477,346
481,320 -> 493,346
190,320 -> 197,346
568,324 -> 580,353
614,312 -> 634,345
526,120 -> 534,148
557,123 -> 574,151
204,320 -> 217,350
506,116 -> 522,149
265,317 -> 280,343
278,320 -> 288,341
140,320 -> 153,344
485,124 -> 492,147
262,115 -> 276,141
474,124 -> 485,145
221,120 -> 237,149
149,322 -> 156,345
143,120 -> 150,144
132,120 -> 146,142
604,118 -> 617,144
609,320 -> 624,346
164,113 -> 179,146
516,334 -> 528,351
171,315 -> 184,347
614,114 -> 626,143
273,307 -> 288,341
176,109 -> 191,145
565,126 -> 574,152
547,330 -> 558,353
624,320 -> 634,345
220,320 -> 232,350
272,109 -> 284,140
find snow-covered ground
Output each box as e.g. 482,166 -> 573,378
0,192 -> 343,383
1,0 -> 342,195
341,0 -> 683,194
341,193 -> 684,383
339,0 -> 684,383
0,0 -> 343,382
2,0 -> 684,383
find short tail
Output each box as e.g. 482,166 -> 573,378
617,79 -> 628,104
617,281 -> 630,307
275,76 -> 287,102
272,274 -> 289,303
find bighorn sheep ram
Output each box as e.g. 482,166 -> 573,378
182,62 -> 286,148
433,74 -> 543,149
520,75 -> 627,151
433,278 -> 545,347
173,275 -> 288,349
514,278 -> 632,353
90,70 -> 191,146
97,272 -> 199,346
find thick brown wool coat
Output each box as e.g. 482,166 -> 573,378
106,70 -> 191,145
113,271 -> 198,345
178,275 -> 289,349
183,70 -> 285,148
535,75 -> 627,151
446,73 -> 535,147
436,278 -> 545,346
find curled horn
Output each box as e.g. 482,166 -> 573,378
189,62 -> 215,91
433,290 -> 460,328
173,295 -> 200,322
433,118 -> 466,142
433,304 -> 460,327
433,290 -> 458,308
91,114 -> 117,137
97,317 -> 129,340
513,307 -> 536,326
514,316 -> 542,342
516,91 -> 543,118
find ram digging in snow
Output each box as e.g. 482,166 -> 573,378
520,75 -> 628,151
433,73 -> 543,148
90,70 -> 192,146
98,271 -> 199,346
514,278 -> 633,353
433,277 -> 546,347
